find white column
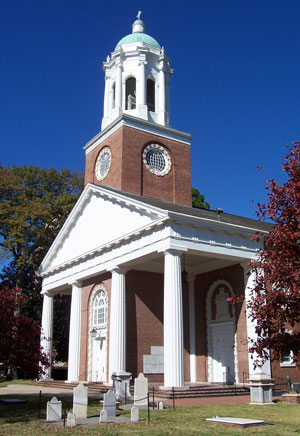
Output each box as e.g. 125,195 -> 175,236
188,274 -> 196,383
115,62 -> 122,110
164,250 -> 184,387
40,291 -> 54,379
108,268 -> 126,382
158,64 -> 166,124
242,263 -> 271,377
103,75 -> 110,118
139,60 -> 146,106
67,281 -> 82,382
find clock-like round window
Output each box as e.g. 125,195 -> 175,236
143,144 -> 171,176
95,147 -> 111,181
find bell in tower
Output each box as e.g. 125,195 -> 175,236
101,12 -> 173,130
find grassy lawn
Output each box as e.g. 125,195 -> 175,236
1,395 -> 300,436
0,379 -> 34,388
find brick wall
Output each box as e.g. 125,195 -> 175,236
84,124 -> 192,206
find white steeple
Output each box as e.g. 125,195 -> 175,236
101,14 -> 173,130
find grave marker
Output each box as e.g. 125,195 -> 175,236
134,373 -> 148,406
46,397 -> 62,421
73,383 -> 88,419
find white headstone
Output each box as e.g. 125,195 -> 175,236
99,408 -> 108,423
103,389 -> 116,417
158,401 -> 164,410
67,412 -> 76,427
131,406 -> 139,422
46,397 -> 62,421
73,383 -> 88,419
134,373 -> 148,406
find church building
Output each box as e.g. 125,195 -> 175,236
39,15 -> 286,388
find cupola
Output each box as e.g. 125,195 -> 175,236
101,12 -> 173,130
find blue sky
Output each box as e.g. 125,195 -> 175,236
1,0 -> 299,219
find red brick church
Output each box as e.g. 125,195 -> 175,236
39,14 -> 296,387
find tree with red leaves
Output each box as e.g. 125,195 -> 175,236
248,142 -> 300,365
0,287 -> 49,378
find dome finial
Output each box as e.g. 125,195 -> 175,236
132,11 -> 145,33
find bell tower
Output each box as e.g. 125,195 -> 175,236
84,13 -> 192,207
101,15 -> 172,129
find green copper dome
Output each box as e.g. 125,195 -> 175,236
114,16 -> 160,50
115,32 -> 160,50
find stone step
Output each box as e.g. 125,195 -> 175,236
32,380 -> 249,398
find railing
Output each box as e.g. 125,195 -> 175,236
242,371 -> 290,393
273,375 -> 289,393
242,371 -> 249,387
223,371 -> 237,395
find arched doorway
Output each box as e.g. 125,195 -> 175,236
206,280 -> 237,383
88,285 -> 108,382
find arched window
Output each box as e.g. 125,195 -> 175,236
147,79 -> 155,112
112,82 -> 115,109
126,77 -> 136,109
93,289 -> 107,327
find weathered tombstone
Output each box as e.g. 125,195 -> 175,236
131,406 -> 139,422
67,412 -> 76,427
157,401 -> 164,410
111,370 -> 132,400
99,408 -> 108,423
134,373 -> 148,406
46,397 -> 62,421
73,383 -> 88,419
103,389 -> 116,417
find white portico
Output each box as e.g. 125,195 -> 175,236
39,184 -> 271,386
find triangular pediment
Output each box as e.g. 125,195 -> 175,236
39,184 -> 167,274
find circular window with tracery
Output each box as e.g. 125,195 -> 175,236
95,147 -> 111,181
143,144 -> 171,176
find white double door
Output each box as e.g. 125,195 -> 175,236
92,336 -> 107,382
211,323 -> 235,383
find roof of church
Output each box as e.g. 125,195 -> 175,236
100,185 -> 273,232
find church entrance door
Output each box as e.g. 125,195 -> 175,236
92,336 -> 107,382
211,323 -> 235,383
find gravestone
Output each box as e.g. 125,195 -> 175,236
248,367 -> 274,404
158,401 -> 164,410
67,412 -> 76,427
99,408 -> 108,423
134,373 -> 148,406
103,389 -> 116,417
46,397 -> 62,421
112,370 -> 132,400
131,406 -> 139,422
73,383 -> 88,418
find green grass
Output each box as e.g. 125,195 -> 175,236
1,395 -> 300,436
0,379 -> 34,388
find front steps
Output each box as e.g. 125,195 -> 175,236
32,379 -> 249,398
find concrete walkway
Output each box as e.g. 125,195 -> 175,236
0,383 -> 74,397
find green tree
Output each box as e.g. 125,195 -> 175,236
192,187 -> 210,209
0,165 -> 83,361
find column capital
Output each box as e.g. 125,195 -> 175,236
163,248 -> 187,257
110,266 -> 127,275
240,261 -> 250,274
68,280 -> 82,287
